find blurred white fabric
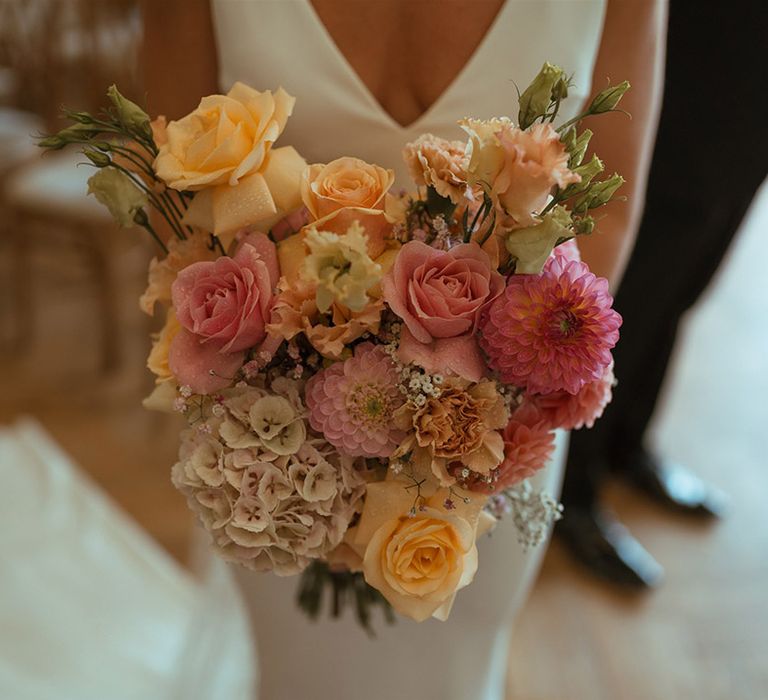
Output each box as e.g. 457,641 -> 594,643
0,419 -> 255,700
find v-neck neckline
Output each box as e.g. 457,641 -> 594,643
303,0 -> 509,133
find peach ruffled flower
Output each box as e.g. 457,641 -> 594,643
465,403 -> 555,493
267,277 -> 383,360
393,377 -> 508,486
462,118 -> 579,226
402,133 -> 469,203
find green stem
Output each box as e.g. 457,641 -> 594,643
108,144 -> 189,233
556,108 -> 595,134
539,193 -> 560,216
139,216 -> 169,254
108,161 -> 185,240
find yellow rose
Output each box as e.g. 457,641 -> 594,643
154,82 -> 306,245
147,308 -> 181,383
355,480 -> 492,621
301,156 -> 395,259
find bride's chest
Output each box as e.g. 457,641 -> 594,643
309,0 -> 505,128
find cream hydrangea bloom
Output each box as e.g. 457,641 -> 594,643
301,221 -> 382,313
171,379 -> 367,575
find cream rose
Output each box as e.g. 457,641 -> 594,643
154,82 -> 306,244
301,156 -> 395,258
355,480 -> 492,621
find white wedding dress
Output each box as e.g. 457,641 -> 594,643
208,1 -> 607,698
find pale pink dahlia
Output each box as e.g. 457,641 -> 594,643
480,256 -> 621,394
305,343 -> 405,458
534,363 -> 615,430
466,403 -> 555,493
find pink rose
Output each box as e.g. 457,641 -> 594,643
382,241 -> 504,380
169,233 -> 279,393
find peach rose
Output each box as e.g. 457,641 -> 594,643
462,119 -> 579,226
402,133 -> 469,203
354,480 -> 491,622
382,240 -> 504,380
154,82 -> 306,244
301,156 -> 395,258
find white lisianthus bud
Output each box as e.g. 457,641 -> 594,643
87,167 -> 148,227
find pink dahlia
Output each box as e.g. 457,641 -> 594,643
480,256 -> 621,394
305,343 -> 405,458
466,403 -> 555,493
534,363 -> 615,430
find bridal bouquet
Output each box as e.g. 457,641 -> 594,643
41,63 -> 626,629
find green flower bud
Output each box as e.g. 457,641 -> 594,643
588,80 -> 630,115
87,167 -> 148,227
63,110 -> 96,125
518,62 -> 565,129
83,149 -> 111,167
561,154 -> 604,198
505,205 -> 572,274
37,134 -> 67,150
572,215 -> 596,235
551,74 -> 570,102
573,173 -> 624,213
568,128 -> 593,168
106,84 -> 151,139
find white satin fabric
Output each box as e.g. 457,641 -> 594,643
233,431 -> 568,700
0,419 -> 255,700
212,0 -> 606,187
207,1 -> 606,698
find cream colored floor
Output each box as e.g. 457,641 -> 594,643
1,182 -> 766,700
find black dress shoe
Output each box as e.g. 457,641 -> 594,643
556,507 -> 664,588
620,449 -> 728,517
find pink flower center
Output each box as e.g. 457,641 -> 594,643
552,308 -> 582,338
346,382 -> 395,427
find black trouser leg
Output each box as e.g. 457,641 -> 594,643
561,181 -> 765,510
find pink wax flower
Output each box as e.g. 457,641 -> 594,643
534,363 -> 615,430
169,233 -> 279,393
381,240 -> 504,381
305,343 -> 405,458
468,403 -> 555,493
480,255 -> 621,395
